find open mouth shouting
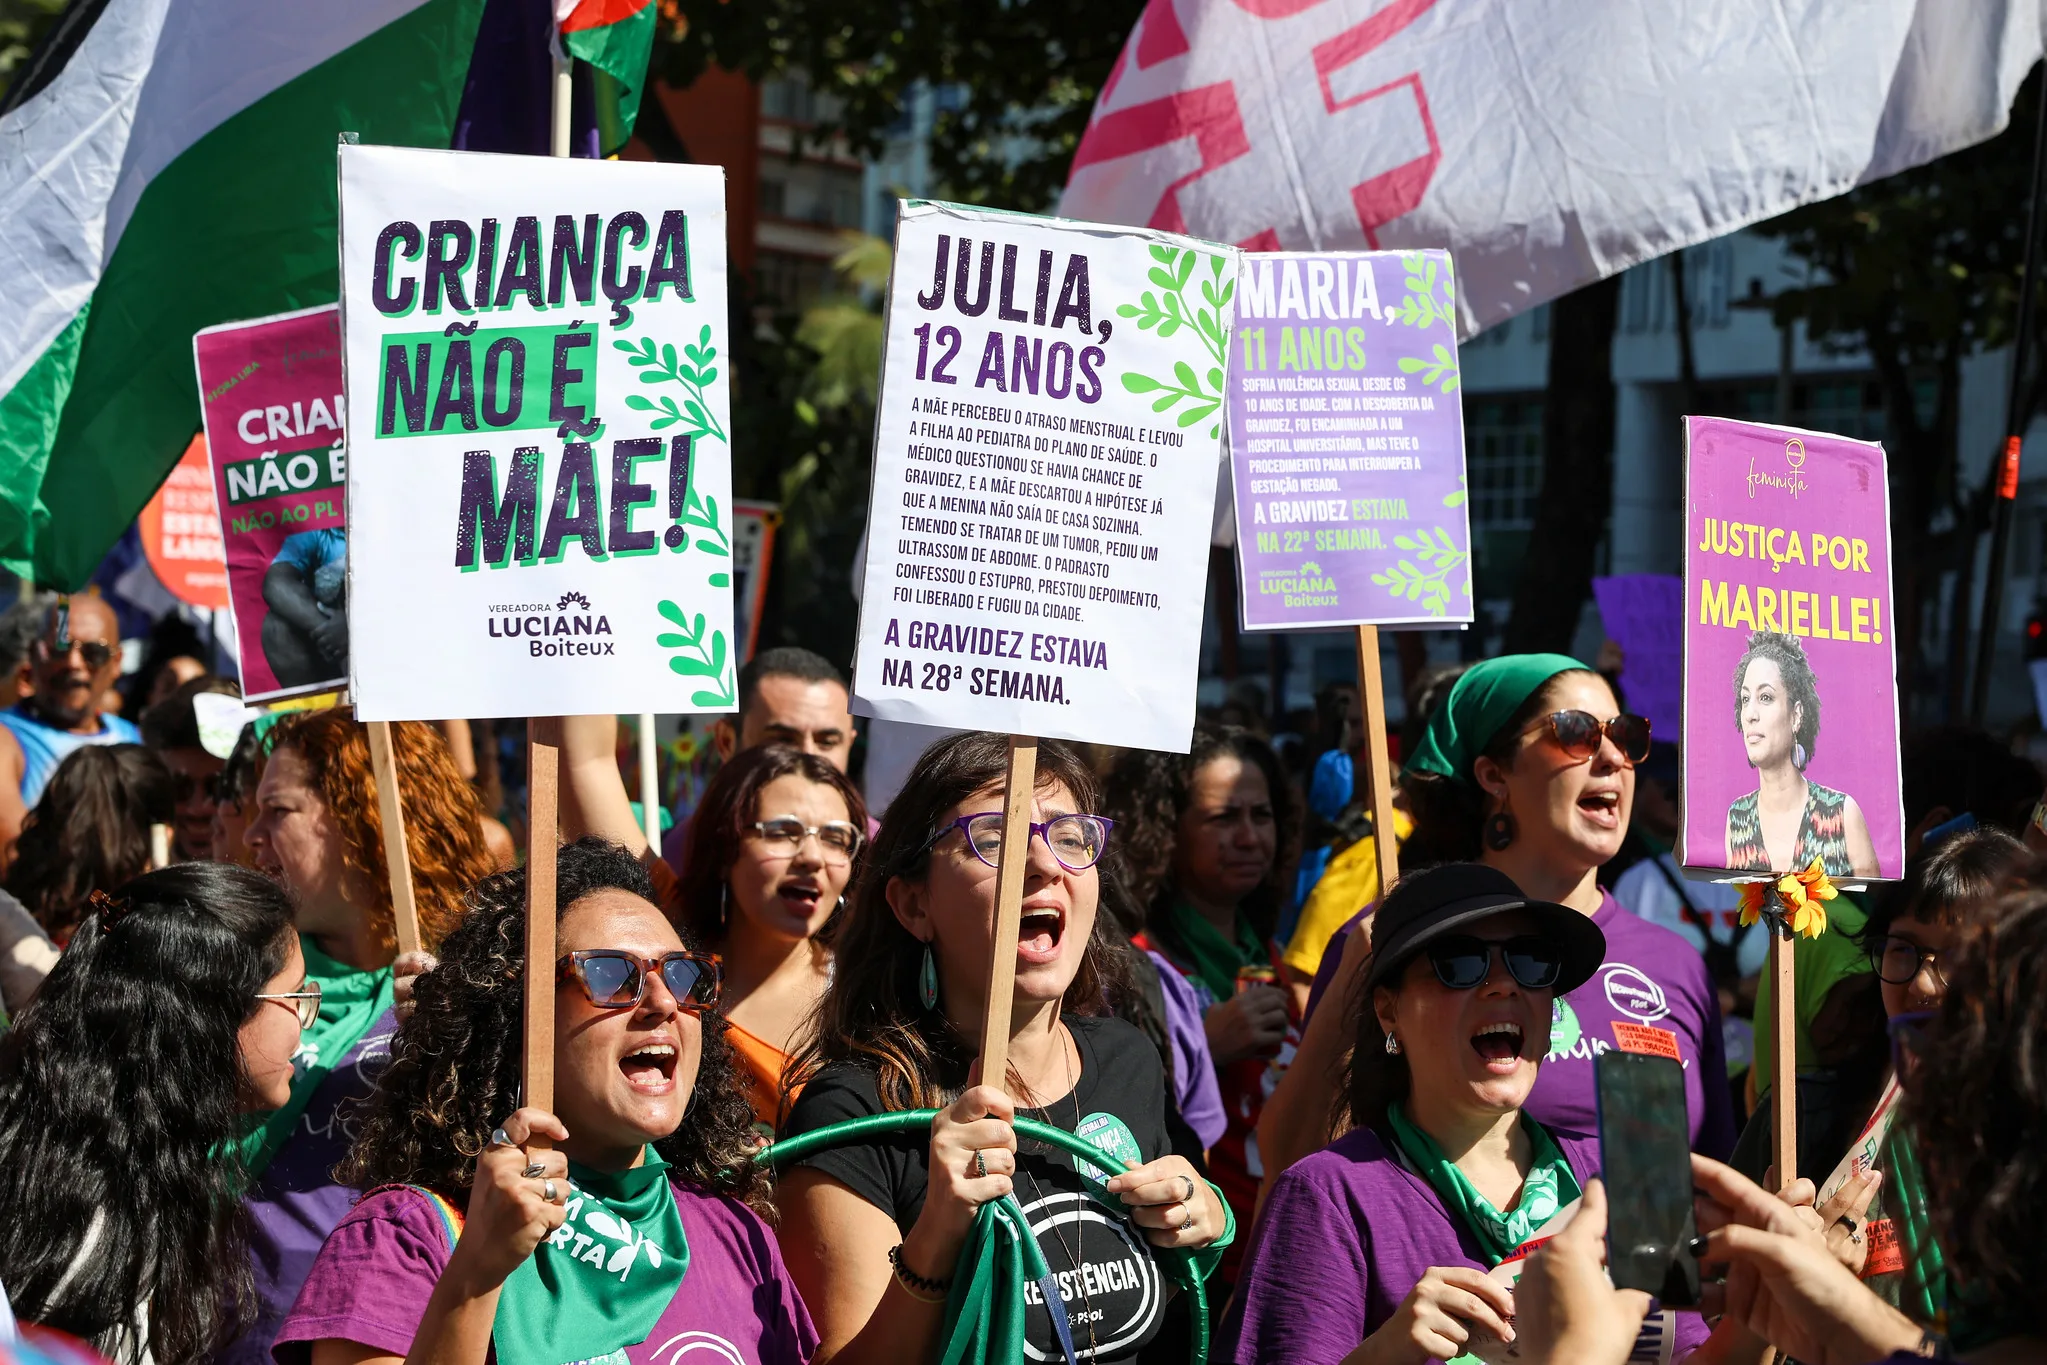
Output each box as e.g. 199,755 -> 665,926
1017,903 -> 1068,965
619,1037 -> 679,1095
773,876 -> 826,918
1576,787 -> 1621,830
1470,1020 -> 1525,1073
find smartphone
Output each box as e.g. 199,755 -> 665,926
1595,1051 -> 1701,1307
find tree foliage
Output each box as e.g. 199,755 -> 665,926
657,0 -> 1143,210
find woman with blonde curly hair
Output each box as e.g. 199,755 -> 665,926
224,705 -> 500,1365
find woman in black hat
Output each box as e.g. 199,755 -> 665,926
1216,863 -> 1712,1364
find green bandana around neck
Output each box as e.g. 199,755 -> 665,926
1384,1103 -> 1581,1266
1403,654 -> 1590,790
230,935 -> 393,1181
493,1148 -> 690,1365
1165,897 -> 1267,1004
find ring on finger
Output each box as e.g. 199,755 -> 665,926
1176,1207 -> 1196,1233
973,1150 -> 988,1179
488,1126 -> 517,1149
543,1178 -> 560,1203
522,1161 -> 548,1179
1178,1175 -> 1196,1204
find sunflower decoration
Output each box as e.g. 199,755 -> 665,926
1736,857 -> 1837,939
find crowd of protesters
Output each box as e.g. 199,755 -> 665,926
0,593 -> 2044,1365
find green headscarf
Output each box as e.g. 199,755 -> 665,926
1404,654 -> 1591,789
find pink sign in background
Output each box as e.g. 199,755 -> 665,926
193,305 -> 349,703
1678,415 -> 1904,882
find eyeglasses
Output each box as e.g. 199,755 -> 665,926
749,815 -> 862,863
254,977 -> 324,1029
1424,935 -> 1565,990
1524,710 -> 1652,765
557,949 -> 720,1012
34,638 -> 114,671
926,811 -> 1115,872
1871,935 -> 1945,987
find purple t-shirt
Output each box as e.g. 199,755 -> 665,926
273,1181 -> 817,1365
1217,1125 -> 1709,1364
1307,891 -> 1735,1160
220,1009 -> 396,1365
1148,948 -> 1227,1150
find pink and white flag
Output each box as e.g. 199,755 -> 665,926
1059,0 -> 2046,334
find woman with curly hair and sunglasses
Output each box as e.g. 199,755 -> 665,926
229,706 -> 500,1365
276,837 -> 816,1365
1260,656 -> 1736,1193
776,732 -> 1232,1365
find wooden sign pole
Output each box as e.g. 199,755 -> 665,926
638,712 -> 660,850
1770,927 -> 1797,1189
1353,625 -> 1401,893
977,735 -> 1040,1091
366,720 -> 423,956
524,734 -> 560,1119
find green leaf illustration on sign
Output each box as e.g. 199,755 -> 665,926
1370,526 -> 1471,617
616,325 -> 728,443
1391,253 -> 1459,395
1116,245 -> 1232,439
656,599 -> 735,705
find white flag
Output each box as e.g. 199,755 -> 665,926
1058,0 -> 2046,335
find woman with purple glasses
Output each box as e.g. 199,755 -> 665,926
275,837 -> 816,1365
775,732 -> 1231,1365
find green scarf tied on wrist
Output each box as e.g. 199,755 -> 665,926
493,1147 -> 690,1365
1164,898 -> 1267,1005
1404,654 -> 1591,789
229,935 -> 393,1182
1384,1103 -> 1581,1266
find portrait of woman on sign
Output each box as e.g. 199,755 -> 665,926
1723,629 -> 1880,879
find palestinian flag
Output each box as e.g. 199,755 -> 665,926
0,0 -> 656,590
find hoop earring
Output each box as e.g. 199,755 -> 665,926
1484,809 -> 1516,852
1384,1031 -> 1401,1056
919,943 -> 940,1012
1793,742 -> 1808,771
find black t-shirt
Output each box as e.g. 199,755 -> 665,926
785,1013 -> 1170,1364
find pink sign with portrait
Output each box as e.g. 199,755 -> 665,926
1678,416 -> 1903,884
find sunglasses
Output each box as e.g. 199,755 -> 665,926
750,815 -> 863,864
1523,710 -> 1651,765
557,949 -> 720,1012
255,977 -> 324,1029
34,638 -> 114,671
1424,934 -> 1565,990
1871,935 -> 1945,987
926,811 -> 1115,872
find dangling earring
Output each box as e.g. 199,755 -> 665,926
1384,1031 -> 1402,1056
919,943 -> 940,1012
1793,742 -> 1808,771
1484,807 -> 1516,852
718,883 -> 730,932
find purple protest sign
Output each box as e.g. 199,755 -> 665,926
1593,574 -> 1684,741
1679,416 -> 1903,882
1226,251 -> 1472,629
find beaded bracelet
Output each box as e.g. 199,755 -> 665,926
888,1243 -> 951,1303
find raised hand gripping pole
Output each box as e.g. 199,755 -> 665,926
367,720 -> 422,955
978,735 -> 1040,1090
1354,626 -> 1401,894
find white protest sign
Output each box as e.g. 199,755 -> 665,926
339,145 -> 734,721
852,201 -> 1237,754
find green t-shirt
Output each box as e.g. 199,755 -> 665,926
1751,890 -> 1870,1096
